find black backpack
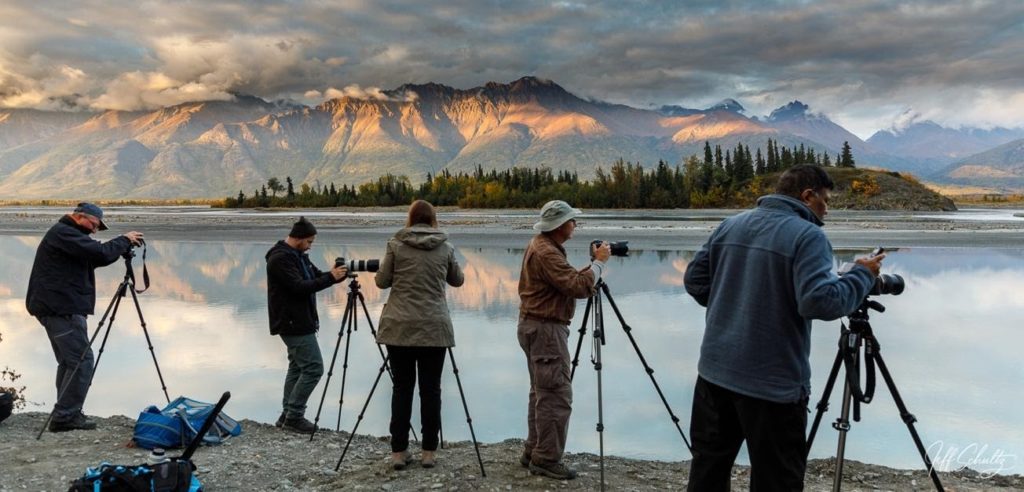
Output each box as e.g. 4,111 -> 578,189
0,392 -> 12,424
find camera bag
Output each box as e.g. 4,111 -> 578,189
0,391 -> 13,424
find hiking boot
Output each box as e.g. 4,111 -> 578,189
391,450 -> 413,470
282,416 -> 316,434
274,412 -> 285,428
519,452 -> 531,468
529,461 -> 578,480
421,450 -> 436,469
49,413 -> 97,432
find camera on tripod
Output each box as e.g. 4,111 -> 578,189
334,257 -> 380,273
591,240 -> 629,257
839,247 -> 905,297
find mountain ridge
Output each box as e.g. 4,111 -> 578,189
0,77 -> 1019,198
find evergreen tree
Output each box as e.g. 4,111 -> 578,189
839,141 -> 856,168
286,177 -> 295,198
267,177 -> 284,198
755,148 -> 766,175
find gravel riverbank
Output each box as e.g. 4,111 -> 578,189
2,413 -> 1021,491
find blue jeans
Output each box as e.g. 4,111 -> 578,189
280,334 -> 324,419
39,315 -> 94,422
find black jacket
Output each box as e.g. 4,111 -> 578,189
265,240 -> 337,336
26,215 -> 132,317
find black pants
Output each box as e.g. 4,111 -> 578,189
687,376 -> 809,492
387,345 -> 446,452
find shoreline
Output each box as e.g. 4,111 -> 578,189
1,206 -> 1024,250
1,413 -> 1020,491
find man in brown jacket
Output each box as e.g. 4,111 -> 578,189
518,200 -> 611,480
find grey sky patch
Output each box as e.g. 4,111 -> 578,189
0,0 -> 1021,137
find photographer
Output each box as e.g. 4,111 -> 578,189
266,217 -> 347,434
374,200 -> 464,470
683,165 -> 884,490
517,200 -> 610,480
26,202 -> 143,432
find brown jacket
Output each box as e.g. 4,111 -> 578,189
375,225 -> 465,347
518,233 -> 596,324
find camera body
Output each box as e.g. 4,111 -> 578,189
335,257 -> 381,273
591,240 -> 629,257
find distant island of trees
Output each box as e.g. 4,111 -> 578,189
217,139 -> 931,210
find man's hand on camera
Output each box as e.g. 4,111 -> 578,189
855,253 -> 885,277
330,264 -> 348,281
592,241 -> 611,262
123,231 -> 144,246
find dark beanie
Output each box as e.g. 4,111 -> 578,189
289,216 -> 317,238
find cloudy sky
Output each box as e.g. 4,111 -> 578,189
1,0 -> 1021,138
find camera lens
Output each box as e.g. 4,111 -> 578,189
347,259 -> 381,273
869,273 -> 905,296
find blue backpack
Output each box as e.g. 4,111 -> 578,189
134,396 -> 241,450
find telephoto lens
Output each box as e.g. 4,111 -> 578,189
592,240 -> 629,257
334,257 -> 380,273
869,273 -> 905,296
347,259 -> 380,273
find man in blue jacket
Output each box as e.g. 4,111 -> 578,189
265,217 -> 347,434
26,202 -> 144,432
684,165 -> 884,490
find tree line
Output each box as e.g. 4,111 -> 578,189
218,139 -> 857,209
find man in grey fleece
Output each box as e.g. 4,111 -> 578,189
684,165 -> 884,490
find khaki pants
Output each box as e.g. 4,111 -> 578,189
518,318 -> 573,465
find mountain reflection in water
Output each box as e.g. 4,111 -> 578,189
0,236 -> 1021,474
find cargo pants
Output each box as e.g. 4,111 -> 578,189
518,317 -> 573,466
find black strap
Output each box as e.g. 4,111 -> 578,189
128,239 -> 150,293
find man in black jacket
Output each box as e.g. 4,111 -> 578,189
266,217 -> 347,434
26,202 -> 144,432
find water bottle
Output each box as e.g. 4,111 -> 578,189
148,447 -> 168,465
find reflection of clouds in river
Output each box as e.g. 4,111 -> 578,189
1,236 -> 1022,472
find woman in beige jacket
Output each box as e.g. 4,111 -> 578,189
375,200 -> 464,470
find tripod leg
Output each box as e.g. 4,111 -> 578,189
807,348 -> 844,455
592,315 -> 607,491
871,351 -> 945,491
127,286 -> 170,403
310,291 -> 354,441
447,348 -> 487,477
599,283 -> 692,451
334,300 -> 357,433
832,378 -> 855,491
356,292 -> 418,443
335,354 -> 390,471
90,286 -> 126,382
36,281 -> 127,439
569,296 -> 593,381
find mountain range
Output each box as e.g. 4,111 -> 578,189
0,76 -> 1021,199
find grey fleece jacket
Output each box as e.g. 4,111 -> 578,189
375,224 -> 465,347
684,194 -> 875,403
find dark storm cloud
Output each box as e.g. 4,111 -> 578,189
1,0 -> 1021,134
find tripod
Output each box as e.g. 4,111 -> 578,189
569,279 -> 692,491
806,298 -> 944,491
37,247 -> 170,439
309,275 -> 418,443
334,347 -> 486,476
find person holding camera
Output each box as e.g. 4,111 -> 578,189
683,165 -> 884,490
266,216 -> 347,434
374,200 -> 464,470
517,200 -> 610,480
26,202 -> 144,432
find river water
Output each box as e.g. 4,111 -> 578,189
0,213 -> 1021,475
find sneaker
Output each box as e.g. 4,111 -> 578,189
49,413 -> 97,432
391,450 -> 413,470
529,461 -> 578,480
274,413 -> 285,428
520,452 -> 531,468
282,416 -> 316,434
